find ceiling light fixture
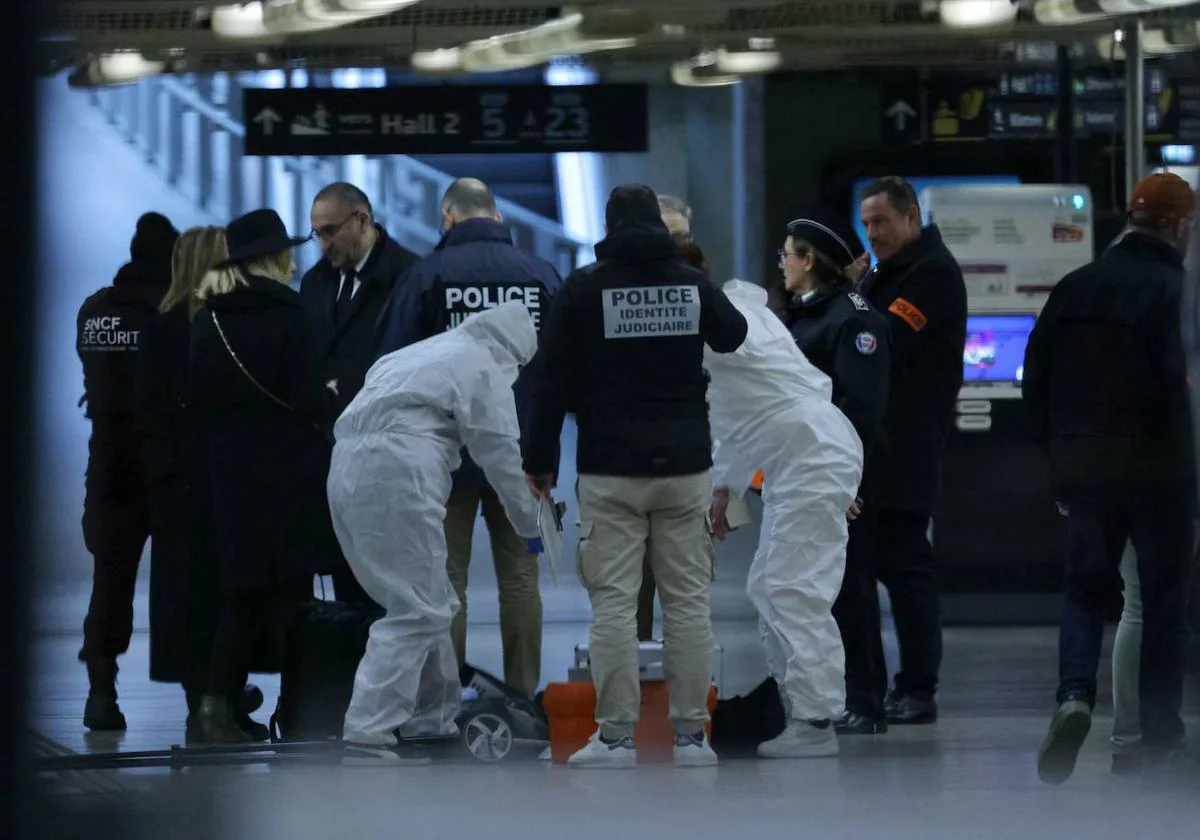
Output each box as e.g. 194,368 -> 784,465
410,47 -> 465,73
1035,0 -> 1200,25
68,51 -> 167,88
452,8 -> 647,73
713,47 -> 781,75
939,0 -> 1019,28
211,0 -> 420,40
671,52 -> 741,88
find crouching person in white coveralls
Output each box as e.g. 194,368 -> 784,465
328,301 -> 543,766
704,280 -> 864,759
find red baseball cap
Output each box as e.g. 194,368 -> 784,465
1127,172 -> 1196,223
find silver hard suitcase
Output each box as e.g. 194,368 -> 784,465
571,641 -> 725,695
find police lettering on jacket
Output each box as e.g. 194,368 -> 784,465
602,285 -> 701,338
443,283 -> 544,329
78,315 -> 141,352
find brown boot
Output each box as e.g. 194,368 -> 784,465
198,696 -> 251,744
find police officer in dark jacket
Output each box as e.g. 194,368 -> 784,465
857,176 -> 967,725
780,212 -> 892,734
375,177 -> 561,699
1024,173 -> 1196,785
524,185 -> 747,767
300,182 -> 419,606
76,211 -> 179,731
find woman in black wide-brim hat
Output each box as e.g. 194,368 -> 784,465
188,208 -> 342,742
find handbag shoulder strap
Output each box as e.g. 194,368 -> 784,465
209,310 -> 294,412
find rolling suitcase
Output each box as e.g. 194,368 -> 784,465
269,599 -> 383,742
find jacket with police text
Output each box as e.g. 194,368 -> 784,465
374,217 -> 562,488
525,220 -> 748,479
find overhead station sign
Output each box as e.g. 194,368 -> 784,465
243,84 -> 649,156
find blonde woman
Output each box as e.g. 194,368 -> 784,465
137,226 -> 264,741
188,209 -> 341,743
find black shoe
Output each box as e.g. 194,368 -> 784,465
834,710 -> 888,735
83,693 -> 127,732
885,692 -> 937,725
240,684 -> 264,717
1111,752 -> 1143,776
1037,698 -> 1092,785
238,713 -> 270,742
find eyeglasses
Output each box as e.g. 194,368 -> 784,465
310,212 -> 361,242
777,248 -> 801,260
671,231 -> 694,246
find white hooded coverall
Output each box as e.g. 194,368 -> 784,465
704,280 -> 864,723
328,301 -> 542,746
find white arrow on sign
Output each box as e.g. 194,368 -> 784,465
253,107 -> 283,136
886,100 -> 917,132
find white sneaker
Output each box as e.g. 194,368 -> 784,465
567,732 -> 637,769
673,731 -> 719,767
342,742 -> 433,767
757,721 -> 839,759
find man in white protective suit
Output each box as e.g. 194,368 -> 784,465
327,300 -> 543,766
705,280 -> 864,759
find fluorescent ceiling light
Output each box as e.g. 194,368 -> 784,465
410,47 -> 464,72
713,47 -> 781,74
212,0 -> 419,39
69,51 -> 166,87
455,9 -> 642,72
940,0 -> 1018,28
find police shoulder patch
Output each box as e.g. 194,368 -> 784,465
848,292 -> 870,312
854,331 -> 879,355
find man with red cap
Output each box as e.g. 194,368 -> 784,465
1024,172 -> 1196,785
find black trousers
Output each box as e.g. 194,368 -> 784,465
833,510 -> 888,718
78,440 -> 151,667
1058,494 -> 1193,749
874,508 -> 943,699
208,581 -> 311,700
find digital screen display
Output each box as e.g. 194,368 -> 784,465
963,314 -> 1037,383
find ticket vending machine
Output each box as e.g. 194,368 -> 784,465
920,184 -> 1095,622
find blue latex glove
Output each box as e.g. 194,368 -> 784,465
525,536 -> 545,556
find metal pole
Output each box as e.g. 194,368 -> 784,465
1054,44 -> 1076,184
1124,17 -> 1145,200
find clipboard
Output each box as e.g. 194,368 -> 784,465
536,495 -> 566,587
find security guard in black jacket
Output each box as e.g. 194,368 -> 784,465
1024,173 -> 1196,784
857,176 -> 967,725
76,212 -> 179,731
525,185 -> 747,767
780,213 -> 892,734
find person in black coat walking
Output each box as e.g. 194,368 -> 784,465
189,208 -> 341,743
857,177 -> 967,726
299,182 -> 419,607
779,211 -> 892,735
76,211 -> 178,731
135,226 -> 267,742
1024,173 -> 1196,784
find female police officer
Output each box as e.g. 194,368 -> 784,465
781,213 -> 892,736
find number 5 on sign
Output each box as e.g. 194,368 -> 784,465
482,107 -> 506,138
